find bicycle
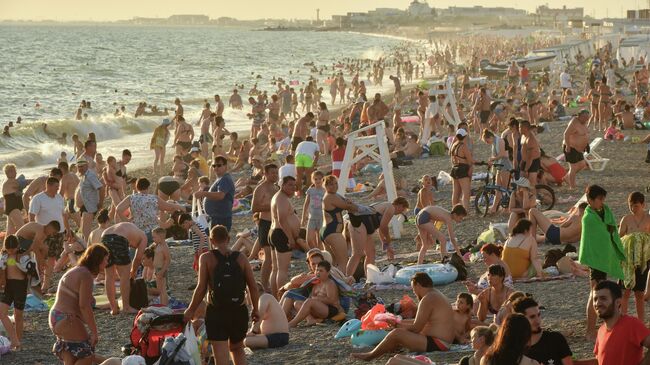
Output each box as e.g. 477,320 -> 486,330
473,162 -> 555,217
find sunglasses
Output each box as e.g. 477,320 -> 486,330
212,164 -> 224,168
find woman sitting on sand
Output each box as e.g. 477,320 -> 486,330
464,244 -> 513,296
502,219 -> 544,279
481,313 -> 539,365
229,139 -> 251,173
50,244 -> 109,365
476,264 -> 514,323
171,155 -> 189,180
507,178 -> 537,233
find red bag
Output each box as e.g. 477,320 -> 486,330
130,308 -> 185,364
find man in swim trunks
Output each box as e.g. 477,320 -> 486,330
269,176 -> 302,298
519,120 -> 541,190
245,282 -> 289,349
528,204 -> 585,245
58,162 -> 80,228
100,222 -> 147,315
251,164 -> 279,293
214,94 -> 224,119
367,93 -> 389,124
563,110 -> 590,189
173,116 -> 194,157
294,137 -> 320,196
229,89 -> 243,109
3,163 -> 26,235
352,272 -> 456,360
291,112 -> 312,153
474,87 -> 492,129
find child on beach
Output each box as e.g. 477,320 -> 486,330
103,156 -> 124,216
149,227 -> 170,306
415,174 -> 435,216
301,171 -> 325,249
0,235 -> 28,350
604,120 -> 623,141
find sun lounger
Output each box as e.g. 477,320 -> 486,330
584,137 -> 609,171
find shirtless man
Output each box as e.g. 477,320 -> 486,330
367,93 -> 389,124
244,282 -> 289,349
198,106 -> 214,159
71,134 -> 84,158
352,272 -> 456,361
213,94 -> 225,119
174,98 -> 184,119
389,75 -> 402,100
22,168 -> 63,211
15,220 -> 60,292
269,176 -> 302,298
415,205 -> 466,263
474,87 -> 492,131
291,112 -> 312,153
390,134 -> 422,160
3,164 -> 26,235
563,110 -> 590,189
528,204 -> 585,245
174,116 -> 194,157
100,222 -> 147,315
519,121 -> 541,190
251,164 -> 280,293
615,104 -> 635,130
58,161 -> 80,228
229,89 -> 243,109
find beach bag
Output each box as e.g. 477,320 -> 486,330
130,278 -> 149,310
448,253 -> 468,281
209,250 -> 246,308
191,197 -> 209,232
130,310 -> 185,365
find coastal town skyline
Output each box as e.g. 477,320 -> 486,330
0,0 -> 632,22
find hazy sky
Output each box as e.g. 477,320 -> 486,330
0,0 -> 633,21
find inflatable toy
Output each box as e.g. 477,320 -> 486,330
394,263 -> 458,286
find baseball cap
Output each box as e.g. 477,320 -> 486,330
578,109 -> 590,115
190,147 -> 200,153
122,355 -> 146,365
456,128 -> 468,137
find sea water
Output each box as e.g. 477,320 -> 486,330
0,25 -> 405,177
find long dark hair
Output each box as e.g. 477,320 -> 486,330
483,313 -> 532,365
77,244 -> 109,275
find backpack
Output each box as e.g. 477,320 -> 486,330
210,250 -> 246,308
130,278 -> 149,310
448,253 -> 468,281
130,308 -> 184,365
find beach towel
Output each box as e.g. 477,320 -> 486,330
23,294 -> 48,312
621,233 -> 650,289
578,205 -> 625,280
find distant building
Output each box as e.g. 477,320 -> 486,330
167,15 -> 210,25
536,5 -> 583,19
409,0 -> 432,16
440,6 -> 526,17
367,8 -> 405,18
131,17 -> 164,25
331,15 -> 351,28
627,9 -> 650,20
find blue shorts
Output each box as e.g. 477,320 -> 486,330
545,225 -> 561,245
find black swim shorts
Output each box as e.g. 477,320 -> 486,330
205,303 -> 248,342
564,146 -> 584,164
102,234 -> 131,267
0,279 -> 28,310
521,158 -> 541,173
269,228 -> 292,253
258,219 -> 272,248
265,332 -> 289,348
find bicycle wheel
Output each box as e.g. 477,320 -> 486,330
535,184 -> 555,211
474,187 -> 495,217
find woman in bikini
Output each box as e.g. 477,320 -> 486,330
598,77 -> 613,132
450,129 -> 475,211
586,80 -> 601,130
476,264 -> 513,323
50,244 -> 108,365
102,156 -> 124,220
304,82 -> 314,113
150,119 -> 171,174
316,102 -> 330,155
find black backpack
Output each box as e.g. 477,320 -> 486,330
210,250 -> 246,308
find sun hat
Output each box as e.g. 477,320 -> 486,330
77,158 -> 88,165
513,177 -> 531,189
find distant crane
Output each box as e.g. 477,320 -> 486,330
316,9 -> 320,22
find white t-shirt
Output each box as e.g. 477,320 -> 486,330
309,127 -> 318,140
29,192 -> 65,232
295,141 -> 320,157
560,72 -> 571,89
279,163 -> 297,180
605,69 -> 616,87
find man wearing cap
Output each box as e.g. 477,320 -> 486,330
195,155 -> 235,231
563,110 -> 590,189
77,158 -> 103,240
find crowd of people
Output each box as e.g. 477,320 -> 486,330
1,33 -> 650,365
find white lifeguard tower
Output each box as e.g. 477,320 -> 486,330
337,120 -> 403,238
426,76 -> 463,126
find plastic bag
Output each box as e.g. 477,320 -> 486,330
360,304 -> 386,330
366,264 -> 395,285
437,170 -> 452,186
183,323 -> 201,365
